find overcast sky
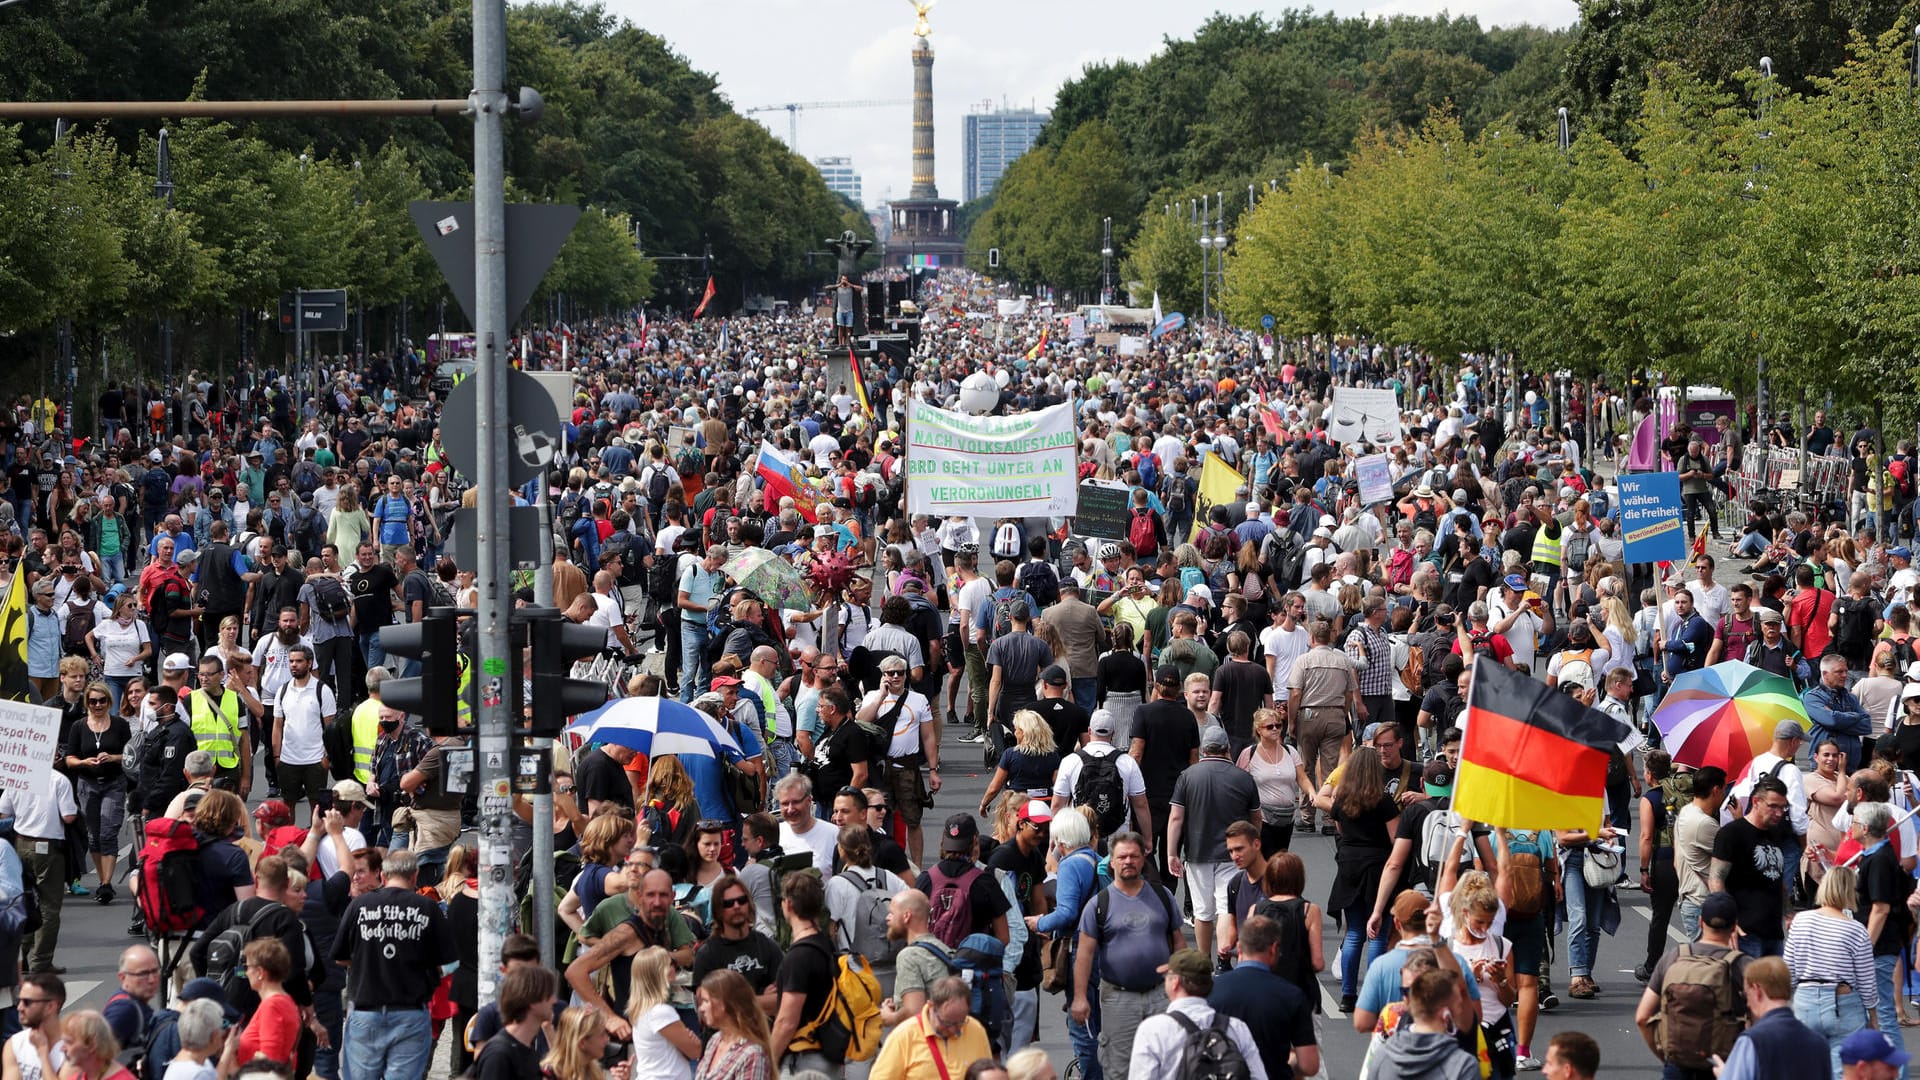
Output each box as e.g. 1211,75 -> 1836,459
611,1 -> 1580,208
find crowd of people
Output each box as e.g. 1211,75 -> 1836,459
0,270 -> 1916,1080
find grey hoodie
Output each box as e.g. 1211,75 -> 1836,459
1370,1029 -> 1480,1080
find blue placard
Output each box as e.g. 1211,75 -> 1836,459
1261,314 -> 1276,330
1618,471 -> 1686,564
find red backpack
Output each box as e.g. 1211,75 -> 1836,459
926,864 -> 983,949
136,817 -> 204,934
1128,507 -> 1159,557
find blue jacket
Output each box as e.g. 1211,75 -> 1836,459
1803,684 -> 1872,769
1035,845 -> 1100,938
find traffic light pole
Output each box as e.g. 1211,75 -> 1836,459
470,0 -> 515,1007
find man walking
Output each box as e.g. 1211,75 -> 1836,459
1167,727 -> 1260,961
1072,831 -> 1185,1080
1127,948 -> 1268,1080
1,768 -> 77,974
1288,620 -> 1359,832
272,643 -> 337,821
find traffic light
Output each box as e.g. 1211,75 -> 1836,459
529,613 -> 609,738
987,247 -> 1000,269
382,613 -> 462,736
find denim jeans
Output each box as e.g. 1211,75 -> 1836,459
679,621 -> 709,702
1736,935 -> 1783,958
1561,850 -> 1603,978
342,1006 -> 431,1080
99,552 -> 125,584
356,630 -> 387,671
313,988 -> 345,1080
1793,982 -> 1868,1080
1071,677 -> 1099,715
1678,899 -> 1701,942
1340,898 -> 1388,996
1875,953 -> 1906,1080
1009,987 -> 1039,1055
413,843 -> 450,889
1733,532 -> 1768,558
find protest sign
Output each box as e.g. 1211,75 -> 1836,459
1329,387 -> 1401,445
0,700 -> 61,802
1618,472 -> 1686,564
1356,454 -> 1394,506
1075,481 -> 1131,541
904,399 -> 1078,518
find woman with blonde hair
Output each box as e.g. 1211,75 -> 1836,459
694,969 -> 772,1080
978,709 -> 1061,814
326,485 -> 370,556
627,947 -> 700,1080
55,1009 -> 134,1080
542,1006 -> 629,1080
1443,869 -> 1517,1077
1236,706 -> 1311,854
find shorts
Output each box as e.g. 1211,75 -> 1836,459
886,761 -> 928,827
1504,910 -> 1546,977
279,761 -> 331,807
945,627 -> 966,672
1184,860 -> 1235,923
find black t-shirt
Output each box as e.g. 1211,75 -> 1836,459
1132,699 -> 1200,803
1446,558 -> 1498,610
332,885 -> 458,1008
349,563 -> 398,628
691,929 -> 786,994
831,827 -> 911,878
815,718 -> 873,798
775,932 -> 839,1030
1858,843 -> 1914,956
986,839 -> 1048,988
1213,658 -> 1272,744
473,1030 -> 542,1080
1030,698 -> 1088,751
1710,818 -> 1786,938
401,569 -> 435,620
574,748 -> 635,815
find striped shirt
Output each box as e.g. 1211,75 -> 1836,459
1784,909 -> 1879,1010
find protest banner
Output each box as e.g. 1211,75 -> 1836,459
1328,386 -> 1401,445
1075,481 -> 1131,542
904,399 -> 1078,518
0,700 -> 61,802
1189,455 -> 1245,541
1618,472 -> 1687,563
1356,454 -> 1394,506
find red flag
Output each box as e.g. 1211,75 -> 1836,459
693,276 -> 717,318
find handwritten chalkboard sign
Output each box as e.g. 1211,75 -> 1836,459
1075,482 -> 1131,542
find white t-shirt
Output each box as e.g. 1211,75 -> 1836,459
274,677 -> 337,767
93,616 -> 152,678
1052,742 -> 1148,831
808,433 -> 840,468
1262,625 -> 1311,698
1688,581 -> 1731,625
626,1001 -> 693,1080
780,819 -> 839,873
860,689 -> 933,760
655,524 -> 686,555
1489,597 -> 1541,669
316,825 -> 368,879
252,633 -> 313,700
0,773 -> 76,842
587,591 -> 625,651
9,1030 -> 66,1080
955,576 -> 992,633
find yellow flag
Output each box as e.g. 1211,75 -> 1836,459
1189,454 -> 1245,543
0,572 -> 28,700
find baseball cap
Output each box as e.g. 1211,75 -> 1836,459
1390,889 -> 1431,928
1842,1030 -> 1912,1067
1017,799 -> 1053,825
163,652 -> 193,672
1040,664 -> 1069,687
1423,759 -> 1456,798
1089,710 -> 1116,738
1158,948 -> 1213,988
1312,525 -> 1333,539
1556,661 -> 1596,692
148,448 -> 163,463
176,548 -> 199,566
1890,546 -> 1913,561
1503,573 -> 1528,591
180,979 -> 242,1025
709,674 -> 743,689
332,779 -> 370,805
1773,720 -> 1807,742
1700,891 -> 1739,930
1154,664 -> 1182,687
940,813 -> 979,854
1190,584 -> 1213,605
252,799 -> 294,827
1200,726 -> 1231,753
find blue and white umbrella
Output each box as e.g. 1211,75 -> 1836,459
567,695 -> 742,759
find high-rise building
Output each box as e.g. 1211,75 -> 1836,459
963,106 -> 1049,204
814,156 -> 863,207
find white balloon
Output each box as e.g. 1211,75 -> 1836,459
958,371 -> 1000,414
993,368 -> 1011,389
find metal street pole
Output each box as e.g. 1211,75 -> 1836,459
470,0 -> 515,1005
1757,58 -> 1774,432
157,129 -> 175,398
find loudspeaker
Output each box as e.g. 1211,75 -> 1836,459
866,283 -> 888,331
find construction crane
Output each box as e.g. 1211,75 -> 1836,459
743,99 -> 909,150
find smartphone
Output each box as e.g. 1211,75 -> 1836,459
315,790 -> 335,814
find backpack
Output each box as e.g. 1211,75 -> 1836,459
926,863 -> 983,949
558,489 -> 587,534
135,817 -> 204,934
1072,747 -> 1128,838
62,597 -> 97,653
1649,943 -> 1742,1069
202,899 -> 282,999
1263,530 -> 1306,592
138,1008 -> 181,1080
1399,641 -> 1424,695
310,576 -> 351,622
122,720 -> 149,788
1831,597 -> 1876,657
789,935 -> 883,1064
108,991 -> 150,1073
142,468 -> 171,508
1412,501 -> 1438,535
289,505 -> 323,558
1164,473 -> 1193,516
988,593 -> 1025,642
1503,829 -> 1548,918
649,552 -> 682,606
1017,560 -> 1061,610
1167,1010 -> 1254,1080
991,522 -> 1022,559
834,867 -> 900,964
913,935 -> 1014,1056
1891,457 -> 1915,500
1129,506 -> 1160,557
1136,452 -> 1161,492
645,464 -> 672,508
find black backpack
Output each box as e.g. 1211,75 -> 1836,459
289,504 -> 323,556
310,575 -> 351,622
1167,1011 -> 1254,1080
648,551 -> 681,606
1017,560 -> 1060,610
1263,530 -> 1306,592
202,899 -> 282,999
141,468 -> 171,509
138,1008 -> 181,1080
1072,748 -> 1127,837
644,464 -> 672,508
1831,597 -> 1877,657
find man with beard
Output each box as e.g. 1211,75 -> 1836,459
563,869 -> 697,1038
271,643 -> 337,822
252,605 -> 312,798
689,873 -> 784,1015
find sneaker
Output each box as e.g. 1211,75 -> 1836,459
1634,963 -> 1652,982
962,731 -> 987,744
67,882 -> 88,897
1541,988 -> 1561,1011
1516,1057 -> 1543,1072
1339,993 -> 1357,1014
94,884 -> 114,905
1321,825 -> 1336,836
126,917 -> 147,937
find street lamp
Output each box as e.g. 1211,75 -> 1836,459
53,117 -> 74,444
1099,216 -> 1112,305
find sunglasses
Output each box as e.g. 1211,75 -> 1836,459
695,820 -> 729,832
87,697 -> 110,706
870,804 -> 890,814
718,894 -> 753,910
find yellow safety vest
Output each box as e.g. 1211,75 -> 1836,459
1531,526 -> 1563,568
189,689 -> 244,769
350,698 -> 382,784
456,653 -> 473,730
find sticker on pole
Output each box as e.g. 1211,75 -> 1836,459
436,215 -> 460,236
482,657 -> 507,677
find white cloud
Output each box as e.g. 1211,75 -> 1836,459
612,0 -> 1579,206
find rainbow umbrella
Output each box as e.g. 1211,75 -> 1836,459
1651,660 -> 1809,775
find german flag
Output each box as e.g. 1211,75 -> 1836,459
847,346 -> 874,418
1452,656 -> 1630,833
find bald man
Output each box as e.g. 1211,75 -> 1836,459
586,570 -> 636,656
104,944 -> 161,1048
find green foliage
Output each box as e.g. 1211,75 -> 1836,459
969,121 -> 1137,293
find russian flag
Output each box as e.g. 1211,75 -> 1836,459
756,441 -> 821,523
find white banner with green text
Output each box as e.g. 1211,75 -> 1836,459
904,399 -> 1079,518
